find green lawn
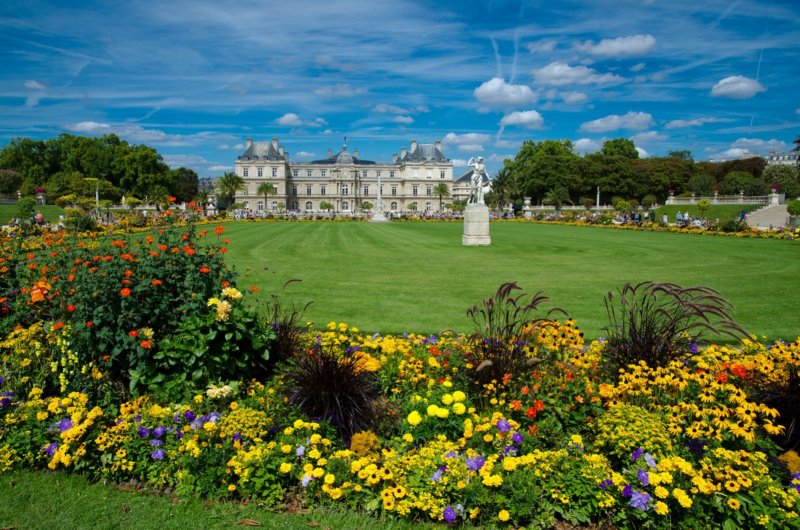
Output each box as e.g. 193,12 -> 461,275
221,221 -> 799,340
0,471 -> 432,530
0,203 -> 65,224
654,204 -> 760,224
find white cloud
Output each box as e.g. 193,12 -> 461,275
635,146 -> 650,158
526,39 -> 557,53
573,138 -> 601,154
392,116 -> 413,124
65,121 -> 234,147
276,113 -> 303,126
710,76 -> 766,99
68,121 -> 112,133
629,63 -> 646,72
25,80 -> 46,90
495,139 -> 519,149
217,143 -> 245,151
488,153 -> 513,164
373,103 -> 409,114
294,151 -> 316,159
163,154 -> 209,168
415,105 -> 430,113
314,84 -> 366,97
308,117 -> 328,127
631,131 -> 667,143
575,34 -> 656,58
579,111 -> 654,133
531,62 -> 624,86
457,144 -> 485,152
499,110 -> 544,129
443,132 -> 493,146
562,91 -> 588,104
474,77 -> 536,107
450,158 -> 469,167
665,117 -> 723,129
731,137 -> 787,152
208,165 -> 230,171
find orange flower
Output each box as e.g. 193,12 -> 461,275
158,244 -> 168,252
167,196 -> 176,203
151,279 -> 163,286
183,246 -> 196,256
214,225 -> 224,235
199,266 -> 210,274
26,253 -> 35,260
199,230 -> 208,237
223,238 -> 230,244
139,339 -> 152,349
52,321 -> 64,330
220,247 -> 228,254
188,201 -> 196,208
112,240 -> 126,248
150,251 -> 159,257
120,287 -> 132,297
124,269 -> 134,277
221,280 -> 230,288
67,304 -> 76,312
250,286 -> 259,293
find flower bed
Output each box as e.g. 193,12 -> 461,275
1,216 -> 799,529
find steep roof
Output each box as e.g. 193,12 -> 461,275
399,143 -> 448,163
238,141 -> 286,161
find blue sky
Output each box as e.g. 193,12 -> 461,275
1,0 -> 798,178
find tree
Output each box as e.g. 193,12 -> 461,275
319,200 -> 334,211
194,188 -> 211,214
601,138 -> 639,159
667,150 -> 693,161
542,185 -> 572,213
256,182 -> 277,213
432,182 -> 450,211
0,169 -> 22,195
505,139 -> 579,203
169,167 -> 199,203
763,164 -> 800,198
490,166 -> 519,207
697,198 -> 711,218
216,171 -> 245,210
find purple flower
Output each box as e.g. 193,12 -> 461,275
644,453 -> 657,469
466,456 -> 485,471
690,343 -> 699,354
445,450 -> 457,459
184,410 -> 195,421
791,472 -> 800,493
296,445 -> 305,457
599,479 -> 613,490
637,468 -> 650,486
149,439 -> 164,447
431,465 -> 447,483
631,447 -> 644,461
152,425 -> 167,438
301,474 -> 312,487
443,505 -> 457,524
151,448 -> 166,460
232,433 -> 243,442
137,425 -> 150,439
43,442 -> 59,457
622,484 -> 633,498
497,419 -> 511,432
629,491 -> 651,511
512,431 -> 524,445
503,445 -> 518,456
57,417 -> 74,433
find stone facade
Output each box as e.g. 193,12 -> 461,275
233,138 -> 454,213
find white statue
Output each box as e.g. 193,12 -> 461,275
467,156 -> 490,205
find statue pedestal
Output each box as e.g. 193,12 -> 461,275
462,204 -> 491,246
369,211 -> 389,223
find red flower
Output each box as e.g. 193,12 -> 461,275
167,196 -> 176,203
199,266 -> 210,274
214,225 -> 224,235
250,286 -> 259,292
511,400 -> 522,411
221,280 -> 230,288
199,230 -> 208,237
525,407 -> 537,419
716,372 -> 728,384
53,321 -> 64,330
124,269 -> 134,277
534,399 -> 544,411
140,339 -> 152,349
120,287 -> 132,297
86,321 -> 94,327
220,247 -> 228,254
151,279 -> 162,286
67,304 -> 76,312
129,330 -> 139,337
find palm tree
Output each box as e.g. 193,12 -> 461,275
216,171 -> 245,211
194,188 -> 210,215
432,182 -> 451,211
491,167 -> 519,207
542,185 -> 573,213
256,182 -> 277,214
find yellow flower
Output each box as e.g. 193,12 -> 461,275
498,509 -> 510,522
655,501 -> 669,515
407,411 -> 422,426
452,403 -> 466,415
441,394 -> 454,405
727,498 -> 741,510
452,390 -> 466,402
228,484 -> 236,492
324,473 -> 335,485
279,462 -> 293,473
402,433 -> 413,443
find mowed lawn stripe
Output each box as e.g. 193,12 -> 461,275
219,222 -> 799,339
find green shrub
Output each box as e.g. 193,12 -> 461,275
787,199 -> 800,217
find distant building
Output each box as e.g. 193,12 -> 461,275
766,150 -> 799,166
233,138 -> 454,213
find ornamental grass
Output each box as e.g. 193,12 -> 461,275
1,214 -> 799,529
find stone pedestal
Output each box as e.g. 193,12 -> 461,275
369,211 -> 389,223
462,204 -> 491,246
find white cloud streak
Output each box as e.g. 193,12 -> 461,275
579,111 -> 654,133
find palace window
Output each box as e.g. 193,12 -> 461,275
293,169 -> 298,177
320,185 -> 326,196
321,169 -> 326,177
305,201 -> 313,211
271,201 -> 277,211
376,171 -> 381,178
307,169 -> 313,177
243,167 -> 249,177
390,201 -> 397,210
391,185 -> 397,196
291,201 -> 298,210
362,170 -> 368,178
440,170 -> 445,179
412,185 -> 418,196
306,185 -> 312,195
426,185 -> 432,196
390,171 -> 395,178
426,202 -> 432,211
363,185 -> 369,195
342,201 -> 349,211
292,185 -> 298,195
257,167 -> 263,177
342,184 -> 349,195
257,201 -> 264,211
272,167 -> 278,177
427,169 -> 432,179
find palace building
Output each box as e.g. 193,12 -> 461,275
233,138 -> 454,213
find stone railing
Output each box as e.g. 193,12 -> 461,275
665,192 -> 778,206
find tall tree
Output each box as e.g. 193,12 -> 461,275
601,138 -> 639,159
216,171 -> 245,210
490,166 -> 519,206
667,149 -> 693,161
505,139 -> 579,203
256,181 -> 277,212
432,182 -> 450,211
542,185 -> 572,212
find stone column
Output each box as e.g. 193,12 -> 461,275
463,203 -> 491,246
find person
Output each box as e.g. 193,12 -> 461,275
675,210 -> 682,226
661,213 -> 668,225
740,210 -> 746,221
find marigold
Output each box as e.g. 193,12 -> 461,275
120,288 -> 131,297
498,509 -> 510,522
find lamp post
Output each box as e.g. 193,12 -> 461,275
596,186 -> 600,210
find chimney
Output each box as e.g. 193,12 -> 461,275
354,148 -> 359,158
410,139 -> 417,152
278,145 -> 284,156
246,137 -> 253,148
328,148 -> 332,158
392,153 -> 398,163
401,146 -> 407,158
435,140 -> 441,151
272,137 -> 278,149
